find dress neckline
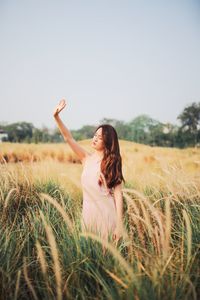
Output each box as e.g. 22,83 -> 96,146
89,154 -> 103,163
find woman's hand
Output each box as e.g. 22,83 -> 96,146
53,99 -> 66,117
113,223 -> 123,243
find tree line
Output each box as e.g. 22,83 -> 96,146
0,102 -> 199,148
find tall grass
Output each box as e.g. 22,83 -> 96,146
0,142 -> 200,299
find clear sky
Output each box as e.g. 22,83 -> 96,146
0,0 -> 200,130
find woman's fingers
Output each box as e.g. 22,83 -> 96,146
59,99 -> 66,107
112,234 -> 119,244
58,99 -> 66,110
113,226 -> 123,243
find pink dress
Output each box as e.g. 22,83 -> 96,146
81,154 -> 117,240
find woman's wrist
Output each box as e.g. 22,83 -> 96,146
53,113 -> 60,119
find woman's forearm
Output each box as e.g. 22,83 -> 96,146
54,115 -> 73,142
114,185 -> 123,226
115,196 -> 123,225
53,99 -> 89,161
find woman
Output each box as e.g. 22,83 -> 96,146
53,99 -> 125,243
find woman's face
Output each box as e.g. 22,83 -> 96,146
91,127 -> 104,151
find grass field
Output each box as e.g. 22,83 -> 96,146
0,141 -> 200,300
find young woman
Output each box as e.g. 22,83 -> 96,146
53,99 -> 125,243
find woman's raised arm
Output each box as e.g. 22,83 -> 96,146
53,99 -> 90,162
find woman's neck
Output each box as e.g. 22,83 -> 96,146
93,150 -> 104,160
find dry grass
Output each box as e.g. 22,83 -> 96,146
1,140 -> 199,195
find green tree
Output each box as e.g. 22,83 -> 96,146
99,118 -> 130,140
32,128 -> 43,143
4,122 -> 34,142
73,125 -> 97,140
127,115 -> 159,144
177,102 -> 200,146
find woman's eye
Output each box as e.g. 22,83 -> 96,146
94,134 -> 102,140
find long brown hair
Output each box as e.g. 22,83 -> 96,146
95,124 -> 125,190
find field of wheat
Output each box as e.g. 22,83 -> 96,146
0,141 -> 199,300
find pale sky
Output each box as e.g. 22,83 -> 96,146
0,0 -> 200,130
